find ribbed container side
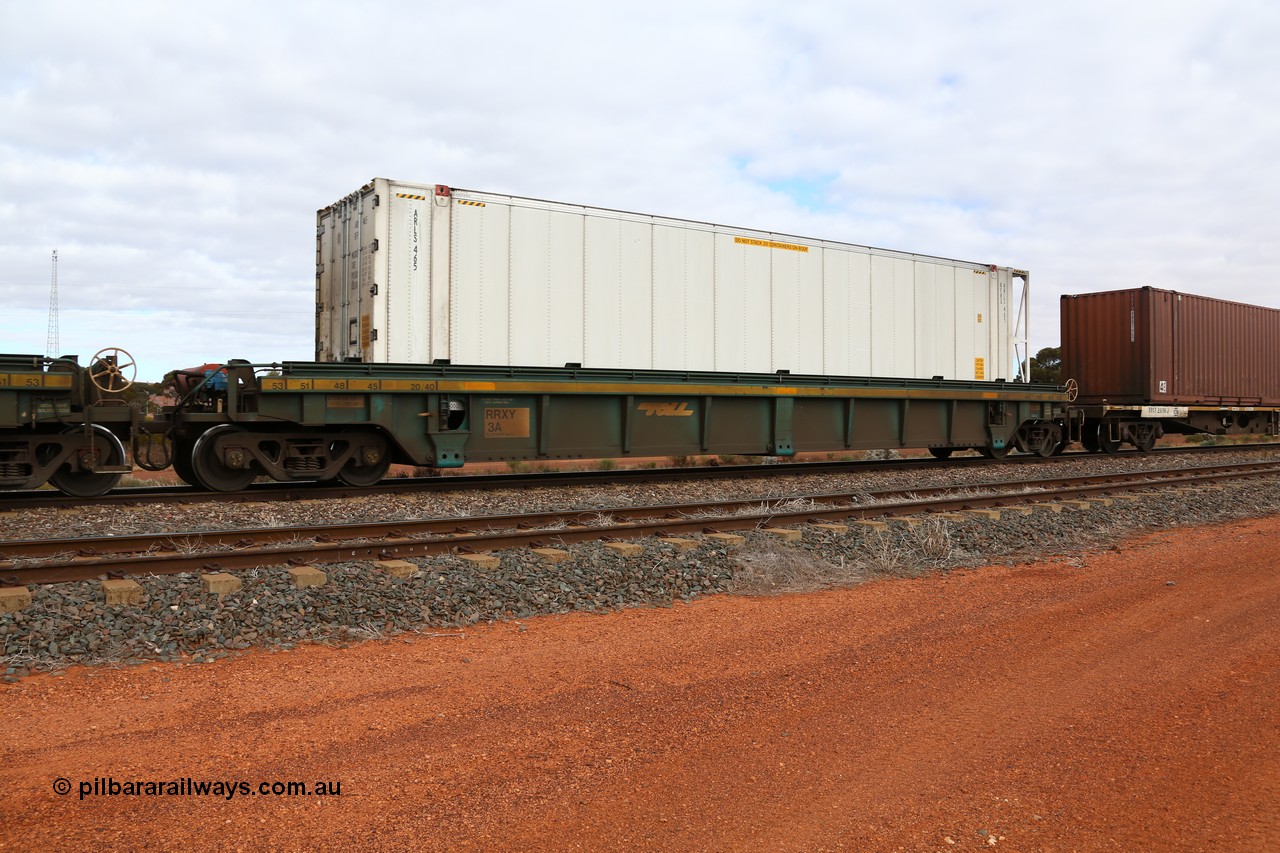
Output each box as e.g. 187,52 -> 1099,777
1062,287 -> 1280,406
318,179 -> 1028,383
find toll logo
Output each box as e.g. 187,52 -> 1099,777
638,401 -> 694,417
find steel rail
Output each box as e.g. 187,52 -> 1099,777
2,441 -> 1277,511
4,460 -> 1278,585
3,459 -> 1276,562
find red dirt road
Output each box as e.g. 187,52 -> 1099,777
2,518 -> 1278,851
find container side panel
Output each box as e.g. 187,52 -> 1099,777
650,226 -> 715,371
769,247 -> 800,373
315,205 -> 340,361
338,191 -> 376,362
935,266 -> 957,379
796,244 -> 825,374
323,179 -> 1034,379
820,249 -> 850,375
714,234 -> 772,374
451,202 -> 511,365
868,255 -> 895,376
684,229 -> 716,370
546,210 -> 585,367
651,225 -> 690,370
954,277 -> 975,379
429,197 -> 452,363
385,193 -> 432,363
846,252 -> 873,375
914,262 -> 939,378
768,248 -> 813,373
583,217 -> 623,368
993,269 -> 1012,380
335,197 -> 363,362
1062,288 -> 1149,403
972,272 -> 992,379
1147,288 -> 1170,401
508,206 -> 551,365
617,219 -> 654,369
1168,290 -> 1280,404
893,257 -> 916,376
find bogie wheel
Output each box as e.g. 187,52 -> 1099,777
1051,438 -> 1069,456
1133,430 -> 1156,453
1081,425 -> 1101,453
48,425 -> 127,497
88,347 -> 137,393
979,443 -> 1011,459
927,447 -> 954,460
335,433 -> 392,487
1095,423 -> 1122,455
190,425 -> 257,492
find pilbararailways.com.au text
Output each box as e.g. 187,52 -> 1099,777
55,777 -> 342,801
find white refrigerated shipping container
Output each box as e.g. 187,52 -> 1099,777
316,178 -> 1030,381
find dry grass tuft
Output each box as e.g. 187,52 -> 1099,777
730,539 -> 864,595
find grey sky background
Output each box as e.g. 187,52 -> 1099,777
2,0 -> 1277,380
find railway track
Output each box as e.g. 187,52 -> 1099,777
3,441 -> 1278,511
5,458 -> 1279,586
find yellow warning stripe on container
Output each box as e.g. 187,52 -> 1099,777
734,236 -> 809,253
395,192 -> 428,201
456,200 -> 486,207
0,373 -> 73,389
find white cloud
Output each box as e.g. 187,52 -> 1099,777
2,0 -> 1278,377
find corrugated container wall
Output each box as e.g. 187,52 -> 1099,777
1061,287 -> 1280,406
317,179 -> 1029,381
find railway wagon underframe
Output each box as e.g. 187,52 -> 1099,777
162,362 -> 1066,491
0,354 -> 137,496
1074,404 -> 1280,454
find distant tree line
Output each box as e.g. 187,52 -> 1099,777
1030,346 -> 1061,384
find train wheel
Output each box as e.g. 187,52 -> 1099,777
1095,423 -> 1122,455
170,434 -> 201,486
335,434 -> 391,487
48,425 -> 126,498
1051,438 -> 1069,456
979,444 -> 1010,459
1081,426 -> 1101,453
1133,430 -> 1156,453
928,447 -> 954,460
190,425 -> 257,492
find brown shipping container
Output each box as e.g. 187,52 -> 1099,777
1061,287 -> 1280,406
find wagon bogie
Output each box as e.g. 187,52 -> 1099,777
0,354 -> 138,494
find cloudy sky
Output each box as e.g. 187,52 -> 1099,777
2,1 -> 1277,380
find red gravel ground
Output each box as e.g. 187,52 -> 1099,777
2,516 -> 1278,851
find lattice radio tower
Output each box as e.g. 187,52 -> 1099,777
47,249 -> 60,356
